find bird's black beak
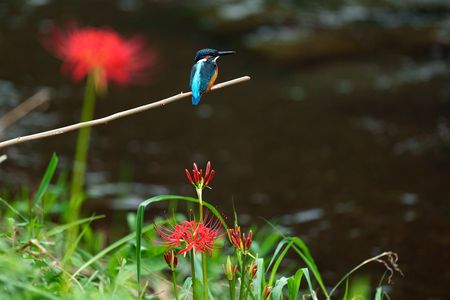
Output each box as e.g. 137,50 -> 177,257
217,50 -> 236,56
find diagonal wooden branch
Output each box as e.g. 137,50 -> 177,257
0,88 -> 51,136
0,76 -> 250,149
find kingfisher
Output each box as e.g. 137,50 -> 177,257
190,48 -> 236,105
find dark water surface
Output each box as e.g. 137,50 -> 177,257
1,1 -> 450,299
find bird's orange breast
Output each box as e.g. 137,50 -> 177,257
206,66 -> 218,92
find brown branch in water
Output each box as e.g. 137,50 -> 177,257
329,251 -> 403,297
0,88 -> 51,135
0,76 -> 251,149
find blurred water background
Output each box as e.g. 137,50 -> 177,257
1,0 -> 450,299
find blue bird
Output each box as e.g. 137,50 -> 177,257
190,48 -> 236,105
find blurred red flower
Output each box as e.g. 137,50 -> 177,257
45,25 -> 155,89
155,217 -> 222,256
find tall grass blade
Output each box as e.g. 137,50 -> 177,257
253,258 -> 265,300
287,268 -> 303,300
0,197 -> 28,222
264,221 -> 328,298
289,237 -> 328,297
44,215 -> 104,238
266,239 -> 287,272
301,268 -> 318,300
268,240 -> 294,287
34,153 -> 58,207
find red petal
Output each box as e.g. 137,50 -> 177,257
185,169 -> 194,184
205,161 -> 211,177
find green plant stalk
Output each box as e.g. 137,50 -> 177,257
201,252 -> 208,299
66,73 -> 97,255
196,188 -> 203,221
239,254 -> 249,300
197,188 -> 209,300
191,252 -> 198,300
244,280 -> 251,300
171,270 -> 179,300
229,279 -> 236,300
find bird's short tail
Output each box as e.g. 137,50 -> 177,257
192,91 -> 201,106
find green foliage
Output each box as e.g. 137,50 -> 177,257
0,156 -> 400,299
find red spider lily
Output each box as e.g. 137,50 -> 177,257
44,25 -> 155,90
228,225 -> 252,255
164,250 -> 178,270
185,161 -> 215,190
155,216 -> 222,256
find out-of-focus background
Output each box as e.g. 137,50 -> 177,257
1,0 -> 449,299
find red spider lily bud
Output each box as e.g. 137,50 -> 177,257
164,250 -> 178,270
244,230 -> 253,252
205,170 -> 215,186
263,286 -> 272,299
185,169 -> 194,185
185,161 -> 215,190
249,263 -> 257,278
228,225 -> 253,255
223,256 -> 238,281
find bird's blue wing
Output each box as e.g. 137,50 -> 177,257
199,62 -> 216,92
190,61 -> 216,106
190,63 -> 202,105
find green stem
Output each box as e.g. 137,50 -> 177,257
229,279 -> 236,300
171,270 -> 179,300
196,188 -> 208,300
65,73 -> 97,255
239,254 -> 249,300
196,188 -> 203,221
244,282 -> 251,300
191,252 -> 197,300
201,253 -> 208,300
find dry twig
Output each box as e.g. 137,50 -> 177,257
0,76 -> 250,149
0,88 -> 51,135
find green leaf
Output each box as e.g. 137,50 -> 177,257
34,153 -> 58,207
289,237 -> 327,298
268,240 -> 294,287
181,277 -> 193,300
272,276 -> 289,300
253,258 -> 265,300
342,279 -> 349,300
301,268 -> 318,300
287,268 -> 303,300
266,239 -> 288,273
349,277 -> 370,300
375,286 -> 383,300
